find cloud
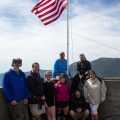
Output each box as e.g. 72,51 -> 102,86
0,0 -> 120,72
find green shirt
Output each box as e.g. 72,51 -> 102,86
16,71 -> 20,75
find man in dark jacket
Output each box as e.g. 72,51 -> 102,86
70,54 -> 91,94
2,58 -> 29,120
27,62 -> 45,120
69,89 -> 90,120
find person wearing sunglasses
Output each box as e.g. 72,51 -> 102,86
43,71 -> 56,120
2,58 -> 30,120
52,52 -> 71,85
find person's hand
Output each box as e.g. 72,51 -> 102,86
51,78 -> 55,81
76,108 -> 82,113
79,74 -> 83,80
78,108 -> 82,112
24,99 -> 28,104
41,95 -> 45,100
85,99 -> 89,103
44,103 -> 48,109
85,71 -> 90,75
11,100 -> 17,105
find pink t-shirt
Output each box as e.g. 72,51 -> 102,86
54,81 -> 69,102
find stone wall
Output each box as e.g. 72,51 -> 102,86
0,87 -> 13,120
0,78 -> 120,120
98,78 -> 120,119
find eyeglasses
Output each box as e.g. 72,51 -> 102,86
46,75 -> 52,77
14,61 -> 21,64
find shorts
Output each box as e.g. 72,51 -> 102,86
46,100 -> 55,107
70,109 -> 89,119
28,104 -> 45,116
75,112 -> 84,119
90,104 -> 99,114
56,101 -> 69,108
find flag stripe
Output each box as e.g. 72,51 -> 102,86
38,0 -> 62,19
43,6 -> 65,25
31,0 -> 67,25
41,2 -> 65,22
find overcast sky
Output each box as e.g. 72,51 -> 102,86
0,0 -> 120,73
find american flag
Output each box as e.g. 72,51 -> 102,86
31,0 -> 67,25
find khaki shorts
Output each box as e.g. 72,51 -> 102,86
75,112 -> 84,119
70,110 -> 84,119
29,104 -> 45,116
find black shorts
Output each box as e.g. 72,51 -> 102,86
46,99 -> 55,107
55,101 -> 69,108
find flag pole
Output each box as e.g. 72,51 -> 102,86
67,0 -> 69,75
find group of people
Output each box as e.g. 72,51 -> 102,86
2,52 -> 107,120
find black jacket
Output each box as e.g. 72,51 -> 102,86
76,60 -> 91,74
70,95 -> 88,112
27,72 -> 44,97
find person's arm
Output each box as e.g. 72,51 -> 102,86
69,97 -> 76,112
54,82 -> 60,100
87,61 -> 91,70
83,82 -> 88,103
23,73 -> 30,99
2,73 -> 14,102
76,62 -> 80,74
52,60 -> 57,78
81,96 -> 88,112
100,80 -> 107,102
27,76 -> 44,97
54,81 -> 61,88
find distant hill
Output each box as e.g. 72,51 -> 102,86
91,57 -> 120,77
0,57 -> 120,85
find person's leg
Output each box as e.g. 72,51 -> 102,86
62,106 -> 69,120
89,104 -> 94,120
69,110 -> 77,120
92,104 -> 99,120
94,114 -> 99,120
21,99 -> 29,120
81,74 -> 86,84
70,74 -> 80,95
56,107 -> 62,120
91,115 -> 95,120
45,107 -> 52,120
50,106 -> 56,120
31,115 -> 41,120
82,109 -> 90,120
9,100 -> 24,120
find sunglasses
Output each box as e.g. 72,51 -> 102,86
14,61 -> 21,64
46,74 -> 52,77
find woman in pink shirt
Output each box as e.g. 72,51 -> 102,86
54,74 -> 69,120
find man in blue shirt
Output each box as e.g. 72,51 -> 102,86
2,58 -> 29,120
52,52 -> 71,85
